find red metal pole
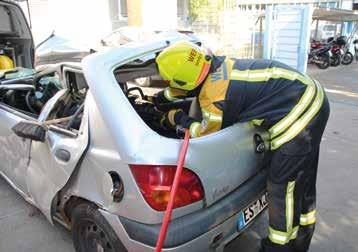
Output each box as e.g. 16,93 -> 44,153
155,129 -> 190,252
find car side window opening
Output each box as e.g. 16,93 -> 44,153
0,71 -> 61,118
28,72 -> 62,114
44,71 -> 87,132
0,69 -> 87,132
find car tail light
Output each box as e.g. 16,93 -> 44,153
129,165 -> 205,211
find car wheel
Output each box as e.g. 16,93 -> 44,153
71,203 -> 127,252
341,52 -> 353,65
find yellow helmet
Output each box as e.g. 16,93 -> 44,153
156,40 -> 211,91
0,54 -> 14,70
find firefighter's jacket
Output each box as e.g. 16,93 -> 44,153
158,56 -> 325,150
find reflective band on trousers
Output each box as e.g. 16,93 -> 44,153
189,122 -> 201,138
300,210 -> 316,226
202,109 -> 222,122
286,181 -> 295,232
269,226 -> 299,245
271,80 -> 324,150
269,181 -> 296,245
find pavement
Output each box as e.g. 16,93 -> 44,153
1,63 -> 358,252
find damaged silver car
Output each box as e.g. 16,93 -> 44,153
0,1 -> 269,251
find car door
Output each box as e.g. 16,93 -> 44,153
0,69 -> 63,198
0,104 -> 34,198
26,73 -> 89,223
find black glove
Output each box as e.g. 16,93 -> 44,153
160,109 -> 197,130
172,110 -> 196,129
160,109 -> 178,130
175,125 -> 186,136
150,90 -> 171,109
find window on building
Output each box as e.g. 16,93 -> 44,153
120,0 -> 127,18
319,2 -> 328,8
177,0 -> 185,17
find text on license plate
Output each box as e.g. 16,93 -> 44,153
238,192 -> 268,231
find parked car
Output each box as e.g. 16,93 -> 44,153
34,31 -> 93,66
0,1 -> 269,251
311,24 -> 337,41
35,27 -> 200,87
99,26 -> 199,48
321,24 -> 337,40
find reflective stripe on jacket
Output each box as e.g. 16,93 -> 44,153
162,56 -> 324,149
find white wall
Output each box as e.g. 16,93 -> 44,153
341,0 -> 353,10
18,0 -> 51,44
141,0 -> 177,30
48,0 -> 112,44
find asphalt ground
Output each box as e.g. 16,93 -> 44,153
0,63 -> 358,252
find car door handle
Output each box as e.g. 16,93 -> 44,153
55,149 -> 71,162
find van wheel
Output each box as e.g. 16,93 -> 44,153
71,203 -> 127,252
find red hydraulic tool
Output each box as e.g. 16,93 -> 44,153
155,129 -> 190,252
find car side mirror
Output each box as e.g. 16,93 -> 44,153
12,121 -> 47,142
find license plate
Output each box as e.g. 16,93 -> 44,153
237,192 -> 268,231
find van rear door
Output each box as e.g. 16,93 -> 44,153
0,0 -> 34,68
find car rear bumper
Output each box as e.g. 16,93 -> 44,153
99,170 -> 267,252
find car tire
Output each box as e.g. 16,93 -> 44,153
341,52 -> 353,65
71,203 -> 127,252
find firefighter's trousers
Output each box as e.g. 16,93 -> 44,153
263,95 -> 330,252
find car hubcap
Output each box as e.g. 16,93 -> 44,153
80,222 -> 113,252
96,242 -> 104,252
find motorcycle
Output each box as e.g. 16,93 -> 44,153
316,36 -> 354,66
311,39 -> 340,67
335,36 -> 354,65
308,45 -> 331,69
330,43 -> 341,67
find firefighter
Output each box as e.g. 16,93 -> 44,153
155,41 -> 330,252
